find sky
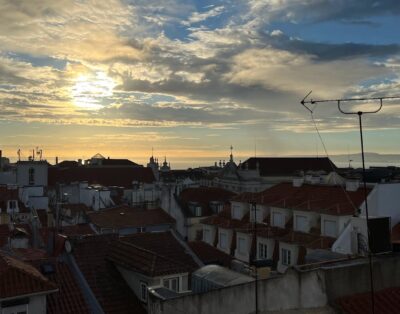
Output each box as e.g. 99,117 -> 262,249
1,0 -> 400,168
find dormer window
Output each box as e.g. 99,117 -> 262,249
294,215 -> 308,232
232,205 -> 242,220
272,212 -> 285,228
28,167 -> 35,185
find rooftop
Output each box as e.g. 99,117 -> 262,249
31,258 -> 90,314
0,252 -> 57,298
87,206 -> 175,229
188,241 -> 233,268
241,157 -> 336,177
234,182 -> 370,216
48,166 -> 155,187
72,234 -> 146,314
337,287 -> 400,314
178,187 -> 235,217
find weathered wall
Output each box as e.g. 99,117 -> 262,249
149,255 -> 400,314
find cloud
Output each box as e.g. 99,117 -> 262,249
247,0 -> 400,24
182,6 -> 225,26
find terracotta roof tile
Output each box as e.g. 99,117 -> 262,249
0,252 -> 57,298
30,258 -> 90,314
391,223 -> 400,244
87,206 -> 175,229
279,230 -> 335,249
72,234 -> 146,314
58,224 -> 95,238
337,287 -> 400,314
188,241 -> 233,267
118,231 -> 198,272
243,183 -> 370,216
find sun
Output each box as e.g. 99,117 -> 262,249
71,72 -> 116,110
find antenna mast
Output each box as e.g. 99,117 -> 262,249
300,91 -> 400,314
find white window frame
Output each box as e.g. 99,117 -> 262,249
232,206 -> 242,220
295,215 -> 308,232
323,219 -> 337,237
219,232 -> 227,249
272,212 -> 285,227
195,206 -> 202,217
203,228 -> 210,243
258,243 -> 268,260
163,277 -> 180,292
281,248 -> 291,266
237,237 -> 246,254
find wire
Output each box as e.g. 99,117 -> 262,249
309,108 -> 359,213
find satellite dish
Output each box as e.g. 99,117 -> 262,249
65,240 -> 72,253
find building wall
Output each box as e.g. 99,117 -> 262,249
0,294 -> 47,314
148,255 -> 400,314
363,183 -> 400,227
16,162 -> 48,187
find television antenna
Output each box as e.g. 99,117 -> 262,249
301,91 -> 400,314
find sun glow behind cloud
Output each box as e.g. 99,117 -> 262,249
71,72 -> 116,110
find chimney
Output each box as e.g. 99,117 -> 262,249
346,180 -> 359,192
293,177 -> 304,187
55,156 -> 58,165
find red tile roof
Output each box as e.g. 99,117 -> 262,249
108,240 -> 193,277
337,287 -> 400,314
241,157 -> 336,176
391,223 -> 400,244
201,205 -> 249,229
87,206 -> 175,229
58,224 -> 95,238
72,234 -> 146,314
178,187 -> 236,217
188,241 -> 233,268
0,252 -> 57,298
118,231 -> 199,272
13,248 -> 48,261
30,258 -> 90,314
240,183 -> 370,216
279,230 -> 335,249
48,166 -> 155,187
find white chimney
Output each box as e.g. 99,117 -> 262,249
310,176 -> 321,185
346,180 -> 359,192
293,177 -> 304,187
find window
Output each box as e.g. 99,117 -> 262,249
195,206 -> 202,217
237,237 -> 246,254
219,232 -> 227,249
295,215 -> 308,232
28,168 -> 35,185
324,220 -> 337,237
163,277 -> 179,292
281,248 -> 291,266
272,212 -> 285,227
140,281 -> 148,302
203,229 -> 210,243
232,206 -> 242,219
258,243 -> 268,260
8,200 -> 17,210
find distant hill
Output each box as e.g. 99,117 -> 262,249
330,153 -> 400,167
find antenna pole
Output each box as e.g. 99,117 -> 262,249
358,112 -> 375,314
299,93 -> 400,314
